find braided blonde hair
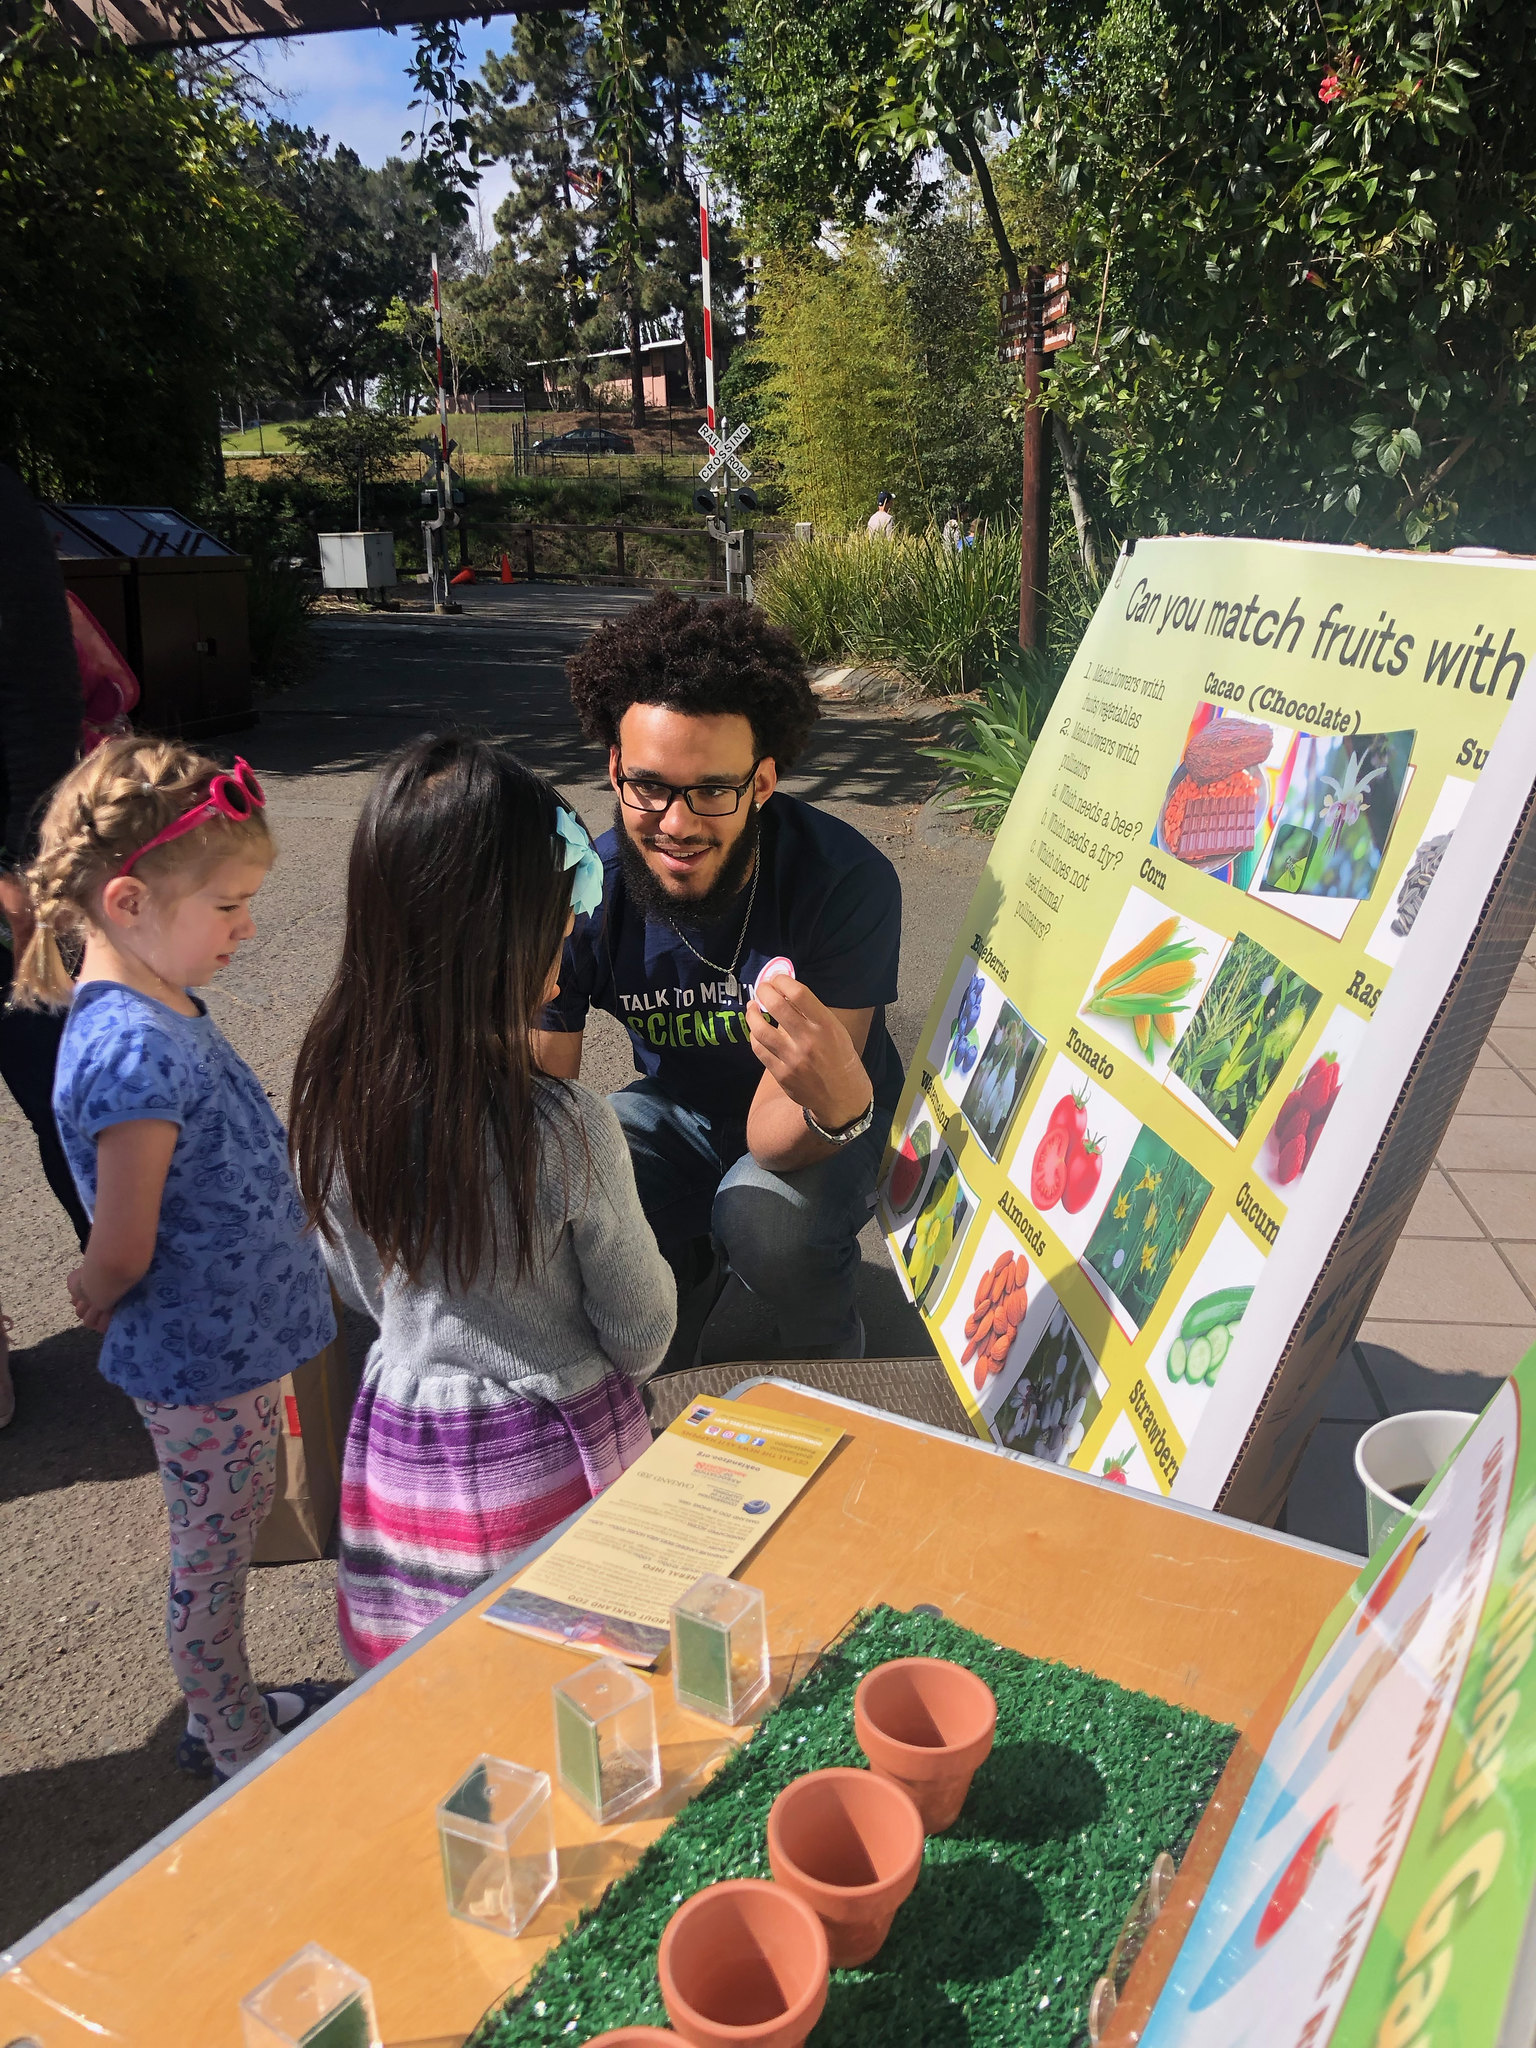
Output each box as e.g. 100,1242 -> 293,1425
13,735 -> 273,1009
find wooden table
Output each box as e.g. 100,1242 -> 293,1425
0,1382 -> 1357,2048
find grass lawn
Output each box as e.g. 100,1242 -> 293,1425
221,421 -> 300,456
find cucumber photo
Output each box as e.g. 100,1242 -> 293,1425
1167,1337 -> 1187,1383
1186,1335 -> 1213,1383
1181,1286 -> 1254,1342
1207,1323 -> 1229,1368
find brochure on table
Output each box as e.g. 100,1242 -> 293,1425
485,1400 -> 843,1665
1140,1344 -> 1536,2047
881,535 -> 1536,1507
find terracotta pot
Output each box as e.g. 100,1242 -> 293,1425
658,1878 -> 829,2048
853,1656 -> 997,1833
582,2032 -> 676,2044
767,1766 -> 925,1966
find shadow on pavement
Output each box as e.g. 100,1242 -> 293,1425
249,588 -> 944,817
1,1324 -> 151,1505
0,1703 -> 206,1952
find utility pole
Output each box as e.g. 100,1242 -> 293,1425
1001,264 -> 1074,651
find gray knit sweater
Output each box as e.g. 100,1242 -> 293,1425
321,1078 -> 677,1407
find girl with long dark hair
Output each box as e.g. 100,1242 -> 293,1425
289,735 -> 675,1669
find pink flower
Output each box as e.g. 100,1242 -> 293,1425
1318,72 -> 1344,103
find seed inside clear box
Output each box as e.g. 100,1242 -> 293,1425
239,1943 -> 379,2048
437,1754 -> 557,1936
670,1572 -> 770,1725
552,1655 -> 660,1824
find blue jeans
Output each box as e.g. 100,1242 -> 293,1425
610,1079 -> 891,1360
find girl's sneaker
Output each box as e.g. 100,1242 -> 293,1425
177,1678 -> 349,1783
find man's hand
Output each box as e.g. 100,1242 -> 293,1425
67,1265 -> 113,1336
746,977 -> 873,1132
0,871 -> 34,958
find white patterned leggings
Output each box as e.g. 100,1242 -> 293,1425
135,1384 -> 282,1777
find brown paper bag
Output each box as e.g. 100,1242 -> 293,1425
254,1302 -> 352,1564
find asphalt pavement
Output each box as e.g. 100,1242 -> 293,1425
4,581 -> 1532,1949
0,584 -> 982,1945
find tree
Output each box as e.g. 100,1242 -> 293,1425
897,208 -> 1022,526
469,18 -> 601,381
1025,0 -> 1536,549
0,1 -> 287,500
242,124 -> 447,405
285,409 -> 414,524
707,0 -> 926,247
747,234 -> 920,530
471,9 -> 731,426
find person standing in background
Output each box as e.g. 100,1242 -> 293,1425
867,490 -> 896,537
0,463 -> 90,1428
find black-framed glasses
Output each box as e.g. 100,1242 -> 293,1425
617,761 -> 762,818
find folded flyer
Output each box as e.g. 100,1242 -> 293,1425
483,1398 -> 844,1666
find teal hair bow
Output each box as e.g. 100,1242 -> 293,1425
555,806 -> 605,919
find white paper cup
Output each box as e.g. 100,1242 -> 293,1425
1354,1410 -> 1472,1554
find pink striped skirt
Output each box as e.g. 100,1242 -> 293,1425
336,1363 -> 651,1671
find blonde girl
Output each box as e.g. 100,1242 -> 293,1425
17,736 -> 337,1780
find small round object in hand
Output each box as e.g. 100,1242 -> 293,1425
755,956 -> 795,1027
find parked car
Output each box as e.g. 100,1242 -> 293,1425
529,427 -> 636,456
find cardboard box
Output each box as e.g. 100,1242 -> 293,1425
254,1308 -> 352,1564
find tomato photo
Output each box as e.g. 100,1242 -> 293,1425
1046,1087 -> 1089,1146
1031,1127 -> 1072,1210
1062,1135 -> 1104,1215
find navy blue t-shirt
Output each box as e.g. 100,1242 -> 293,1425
542,794 -> 904,1127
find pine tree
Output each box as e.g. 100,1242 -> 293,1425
469,19 -> 603,400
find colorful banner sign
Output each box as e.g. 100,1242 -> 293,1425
1140,1348 -> 1536,2047
881,536 -> 1536,1509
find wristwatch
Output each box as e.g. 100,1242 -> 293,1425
803,1093 -> 877,1147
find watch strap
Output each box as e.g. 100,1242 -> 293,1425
803,1094 -> 876,1146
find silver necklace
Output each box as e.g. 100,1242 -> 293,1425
667,856 -> 759,1002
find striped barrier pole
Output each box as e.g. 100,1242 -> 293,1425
700,182 -> 715,431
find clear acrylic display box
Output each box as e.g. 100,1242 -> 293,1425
437,1755 -> 557,1936
240,1943 -> 379,2048
552,1655 -> 660,1824
671,1573 -> 770,1725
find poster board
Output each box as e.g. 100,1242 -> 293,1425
1136,1347 -> 1536,2047
881,536 -> 1536,1513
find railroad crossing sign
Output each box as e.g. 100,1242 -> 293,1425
699,419 -> 752,484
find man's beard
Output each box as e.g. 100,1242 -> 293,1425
616,801 -> 761,929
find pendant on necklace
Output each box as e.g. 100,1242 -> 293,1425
722,972 -> 739,1001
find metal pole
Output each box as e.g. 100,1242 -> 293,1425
700,182 -> 716,432
720,411 -> 732,597
431,252 -> 454,613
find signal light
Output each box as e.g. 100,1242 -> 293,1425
694,486 -> 719,516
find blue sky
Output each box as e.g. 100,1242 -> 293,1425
256,24 -> 516,240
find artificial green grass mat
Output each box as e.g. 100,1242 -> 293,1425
469,1606 -> 1237,2048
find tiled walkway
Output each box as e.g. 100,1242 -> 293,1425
1288,945 -> 1536,1554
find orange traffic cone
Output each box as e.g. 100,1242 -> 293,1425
450,566 -> 476,586
500,551 -> 514,584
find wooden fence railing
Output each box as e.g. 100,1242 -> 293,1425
456,521 -> 790,589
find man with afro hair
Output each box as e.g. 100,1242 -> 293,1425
537,591 -> 903,1365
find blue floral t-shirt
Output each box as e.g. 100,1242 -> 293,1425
52,980 -> 335,1405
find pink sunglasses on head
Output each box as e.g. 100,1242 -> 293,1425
117,759 -> 266,876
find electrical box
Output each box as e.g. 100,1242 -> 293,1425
725,529 -> 755,578
319,531 -> 397,591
